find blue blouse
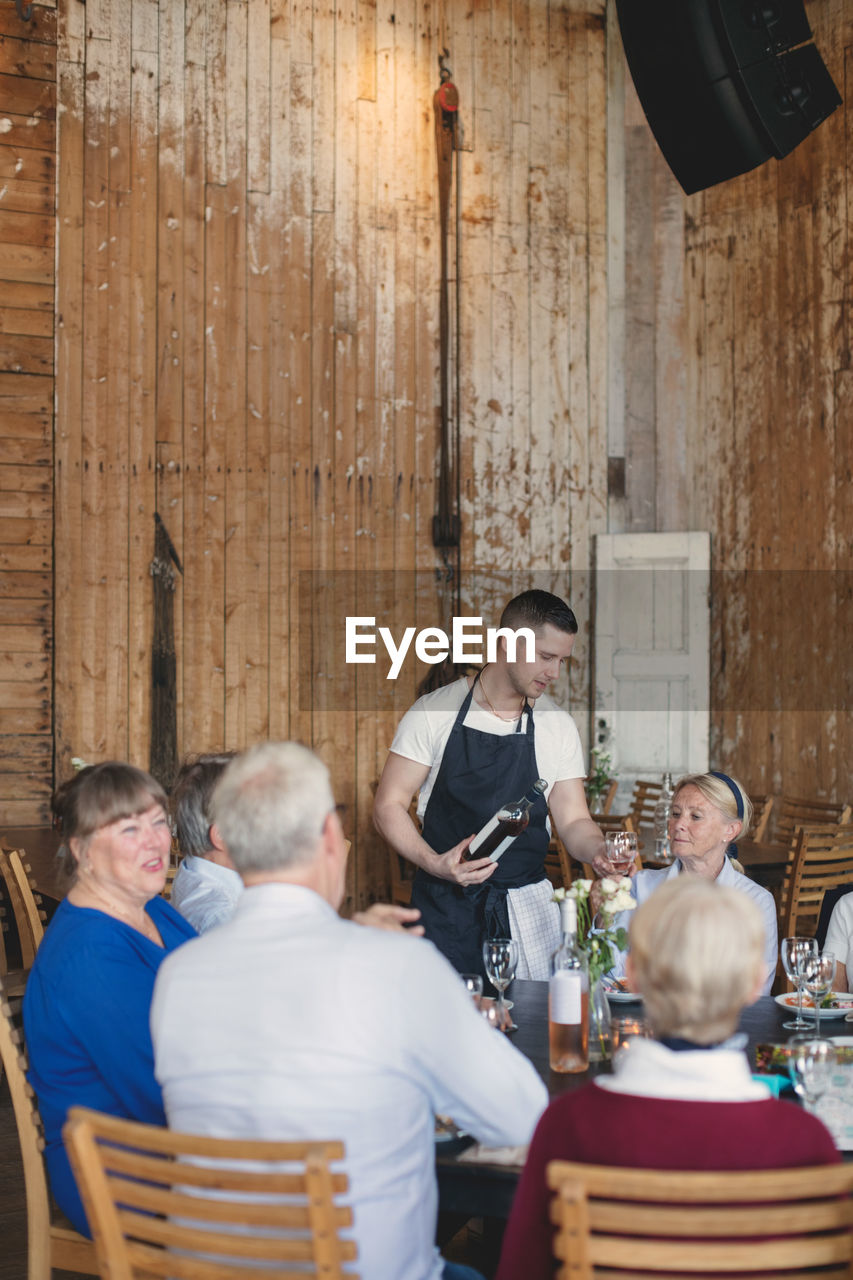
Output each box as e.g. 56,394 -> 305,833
23,896 -> 196,1235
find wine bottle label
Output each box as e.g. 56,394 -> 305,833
550,970 -> 582,1024
468,814 -> 500,856
487,835 -> 517,863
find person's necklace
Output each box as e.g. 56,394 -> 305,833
478,671 -> 525,723
74,877 -> 163,945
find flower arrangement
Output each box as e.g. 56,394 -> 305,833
552,876 -> 635,985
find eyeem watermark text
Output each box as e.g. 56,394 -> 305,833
345,617 -> 536,679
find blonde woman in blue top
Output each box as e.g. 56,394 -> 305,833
23,762 -> 196,1235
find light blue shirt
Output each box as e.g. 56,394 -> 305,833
611,857 -> 778,995
151,883 -> 548,1280
170,854 -> 243,933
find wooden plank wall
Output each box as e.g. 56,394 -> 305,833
0,2 -> 56,825
617,2 -> 853,808
50,0 -> 609,905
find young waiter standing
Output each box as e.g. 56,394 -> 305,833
374,590 -> 607,979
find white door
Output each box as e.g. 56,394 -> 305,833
593,531 -> 710,809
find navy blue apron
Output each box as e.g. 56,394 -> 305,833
412,677 -> 550,978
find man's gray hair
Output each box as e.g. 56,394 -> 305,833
210,742 -> 335,875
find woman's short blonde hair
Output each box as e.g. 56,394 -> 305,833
629,876 -> 765,1044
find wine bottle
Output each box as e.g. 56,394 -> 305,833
463,779 -> 547,862
653,771 -> 674,862
549,896 -> 589,1073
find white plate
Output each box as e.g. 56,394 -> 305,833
774,992 -> 853,1020
603,985 -> 642,1004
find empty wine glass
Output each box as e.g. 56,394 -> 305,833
482,937 -> 519,1023
788,1039 -> 837,1112
781,936 -> 818,1030
604,831 -> 638,877
460,973 -> 483,1005
803,952 -> 836,1040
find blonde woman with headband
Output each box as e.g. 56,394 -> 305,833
611,770 -> 778,995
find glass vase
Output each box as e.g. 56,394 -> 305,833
588,976 -> 612,1063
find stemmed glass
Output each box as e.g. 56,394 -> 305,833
604,831 -> 638,877
482,937 -> 519,1024
781,936 -> 819,1030
803,952 -> 836,1040
460,973 -> 483,1004
788,1039 -> 837,1113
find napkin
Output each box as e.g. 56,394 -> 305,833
456,1143 -> 529,1168
752,1073 -> 791,1098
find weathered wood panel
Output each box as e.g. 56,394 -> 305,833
618,2 -> 853,808
51,0 -> 608,899
0,4 -> 55,826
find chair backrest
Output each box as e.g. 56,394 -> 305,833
774,795 -> 852,847
0,975 -> 97,1279
64,1106 -> 359,1279
547,1160 -> 853,1279
746,793 -> 773,842
0,847 -> 46,968
781,824 -> 853,940
628,780 -> 662,831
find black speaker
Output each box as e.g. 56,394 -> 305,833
616,0 -> 842,195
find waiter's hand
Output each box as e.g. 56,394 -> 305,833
435,837 -> 499,886
353,903 -> 425,935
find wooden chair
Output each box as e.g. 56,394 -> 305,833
628,779 -> 662,832
388,847 -> 414,905
0,846 -> 46,968
773,795 -> 852,847
547,1160 -> 853,1279
781,823 -> 853,940
64,1105 -> 358,1279
0,975 -> 98,1280
746,792 -> 773,842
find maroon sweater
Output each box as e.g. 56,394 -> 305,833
495,1083 -> 840,1280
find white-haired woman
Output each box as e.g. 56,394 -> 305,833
495,877 -> 839,1280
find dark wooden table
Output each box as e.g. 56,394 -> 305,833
436,980 -> 808,1219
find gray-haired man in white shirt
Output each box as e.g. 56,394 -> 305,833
151,742 -> 548,1280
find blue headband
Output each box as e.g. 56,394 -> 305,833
709,770 -> 744,819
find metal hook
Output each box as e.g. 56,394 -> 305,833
15,0 -> 34,19
438,47 -> 452,82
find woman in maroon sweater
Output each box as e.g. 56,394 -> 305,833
496,878 -> 839,1280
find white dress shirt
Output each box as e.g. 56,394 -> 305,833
150,883 -> 548,1280
170,855 -> 244,933
824,891 -> 853,990
610,857 -> 779,996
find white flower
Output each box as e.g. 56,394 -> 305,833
609,888 -> 637,913
570,878 -> 593,897
70,756 -> 89,772
551,887 -> 567,904
599,876 -> 617,894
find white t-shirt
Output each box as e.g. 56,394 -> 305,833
824,892 -> 853,990
389,676 -> 586,821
